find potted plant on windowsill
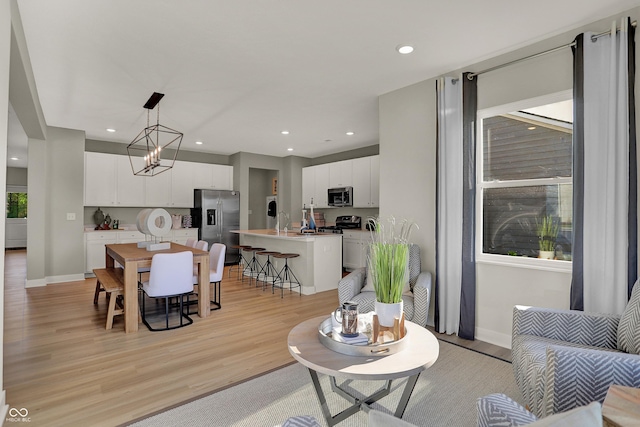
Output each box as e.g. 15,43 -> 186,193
536,215 -> 559,260
367,216 -> 417,327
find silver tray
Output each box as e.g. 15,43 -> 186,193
317,317 -> 408,357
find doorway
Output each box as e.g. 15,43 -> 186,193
248,168 -> 278,230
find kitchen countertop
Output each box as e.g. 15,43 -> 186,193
232,229 -> 342,240
84,226 -> 197,232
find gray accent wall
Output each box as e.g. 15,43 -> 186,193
44,127 -> 86,279
6,166 -> 26,185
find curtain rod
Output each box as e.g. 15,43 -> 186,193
467,20 -> 637,80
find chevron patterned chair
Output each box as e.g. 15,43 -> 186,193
477,393 -> 602,426
337,244 -> 432,327
511,280 -> 640,418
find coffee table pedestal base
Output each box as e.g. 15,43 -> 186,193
307,368 -> 420,427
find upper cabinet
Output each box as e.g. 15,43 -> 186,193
352,155 -> 379,208
116,155 -> 146,206
192,162 -> 233,191
301,163 -> 329,208
329,160 -> 353,188
84,152 -> 117,206
302,155 -> 379,209
84,152 -> 233,208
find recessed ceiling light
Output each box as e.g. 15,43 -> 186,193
106,128 -> 116,133
195,141 -> 203,145
10,157 -> 18,161
281,130 -> 290,135
396,45 -> 414,54
528,126 -> 536,130
346,131 -> 355,136
287,148 -> 293,151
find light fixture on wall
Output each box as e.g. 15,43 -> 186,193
127,92 -> 183,177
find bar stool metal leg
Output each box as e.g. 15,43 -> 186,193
243,247 -> 265,286
256,251 -> 281,290
273,253 -> 301,298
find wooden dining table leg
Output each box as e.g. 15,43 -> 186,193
123,260 -> 139,333
197,256 -> 210,318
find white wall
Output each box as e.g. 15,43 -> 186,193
0,0 -> 11,418
379,7 -> 640,348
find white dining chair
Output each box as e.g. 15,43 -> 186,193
192,243 -> 226,312
185,238 -> 197,248
195,240 -> 208,252
139,251 -> 194,331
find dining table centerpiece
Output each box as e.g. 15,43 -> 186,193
367,216 -> 418,327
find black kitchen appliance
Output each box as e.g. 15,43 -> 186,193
318,215 -> 362,234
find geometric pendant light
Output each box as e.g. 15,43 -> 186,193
127,92 -> 183,177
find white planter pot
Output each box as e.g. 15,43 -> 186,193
375,300 -> 404,328
539,250 -> 554,260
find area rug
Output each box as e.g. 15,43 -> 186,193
128,341 -> 522,427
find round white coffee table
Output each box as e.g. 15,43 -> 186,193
288,315 -> 439,426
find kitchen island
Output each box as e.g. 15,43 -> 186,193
232,229 -> 342,295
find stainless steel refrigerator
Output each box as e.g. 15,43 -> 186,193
192,189 -> 240,264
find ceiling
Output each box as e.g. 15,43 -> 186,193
8,0 -> 639,167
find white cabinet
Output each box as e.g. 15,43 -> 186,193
85,232 -> 117,272
211,164 -> 233,190
352,155 -> 380,208
84,152 -> 233,207
144,170 -> 172,207
170,161 -> 193,207
302,156 -> 379,210
85,228 -> 199,272
192,163 -> 233,191
302,167 -> 315,208
116,155 -> 146,206
171,228 -> 198,245
370,156 -> 379,207
313,164 -> 330,208
301,164 -> 330,208
329,160 -> 353,188
84,152 -> 117,206
342,230 -> 368,270
116,230 -> 145,243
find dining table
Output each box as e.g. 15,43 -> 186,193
105,242 -> 210,333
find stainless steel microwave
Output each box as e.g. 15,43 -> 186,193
328,186 -> 353,207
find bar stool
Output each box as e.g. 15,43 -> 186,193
228,245 -> 252,280
273,253 -> 301,298
255,251 -> 281,290
242,246 -> 266,286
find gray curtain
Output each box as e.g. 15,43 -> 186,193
459,72 -> 477,339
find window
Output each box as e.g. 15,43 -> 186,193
477,92 -> 573,263
6,191 -> 27,219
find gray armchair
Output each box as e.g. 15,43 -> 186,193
477,393 -> 602,427
337,244 -> 431,327
512,280 -> 640,418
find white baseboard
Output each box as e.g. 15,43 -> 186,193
475,327 -> 512,350
25,278 -> 46,288
46,273 -> 85,284
0,389 -> 8,423
25,274 -> 85,288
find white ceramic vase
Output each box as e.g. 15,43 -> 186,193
375,300 -> 404,327
539,250 -> 554,260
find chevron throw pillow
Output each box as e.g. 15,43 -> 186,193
617,280 -> 640,354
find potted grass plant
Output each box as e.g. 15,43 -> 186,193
536,215 -> 559,260
367,216 -> 417,327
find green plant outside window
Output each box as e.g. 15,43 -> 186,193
7,192 -> 27,218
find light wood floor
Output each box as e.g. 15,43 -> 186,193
3,250 -> 510,426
